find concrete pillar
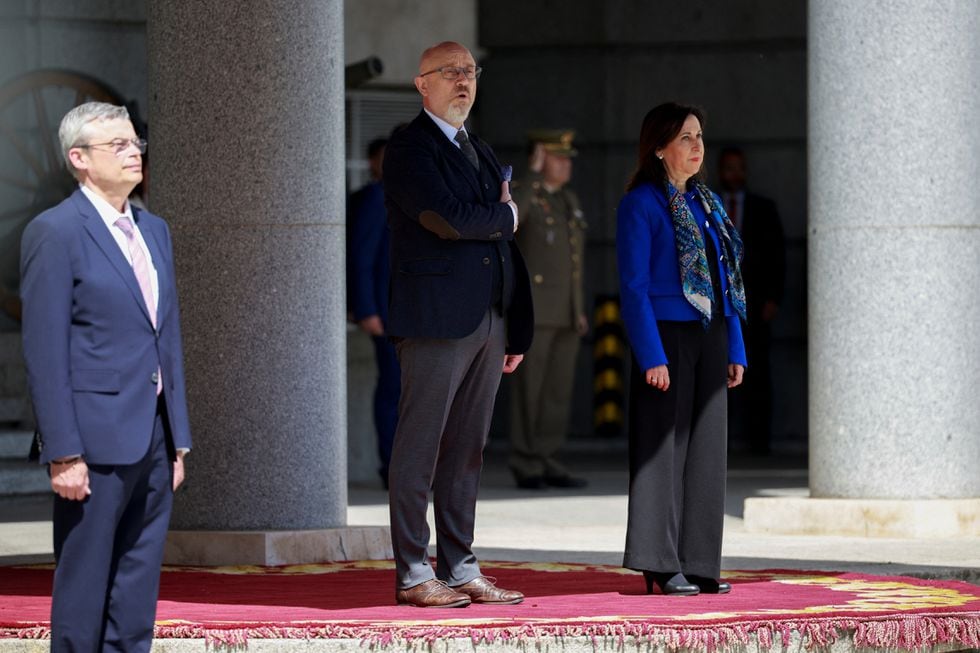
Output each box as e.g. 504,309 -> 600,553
745,0 -> 980,536
147,0 -> 389,564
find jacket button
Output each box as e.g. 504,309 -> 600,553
483,257 -> 491,265
151,371 -> 160,384
533,274 -> 544,284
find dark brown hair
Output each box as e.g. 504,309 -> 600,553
626,102 -> 706,192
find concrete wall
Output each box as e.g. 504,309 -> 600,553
0,1 -> 149,422
345,0 -> 478,86
0,1 -> 148,109
477,0 -> 809,450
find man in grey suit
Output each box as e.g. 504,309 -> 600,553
383,41 -> 534,608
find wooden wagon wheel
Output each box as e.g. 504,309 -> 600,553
0,69 -> 126,323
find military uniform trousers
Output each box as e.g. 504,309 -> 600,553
509,325 -> 580,480
623,317 -> 728,580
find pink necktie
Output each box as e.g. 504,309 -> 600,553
115,217 -> 162,395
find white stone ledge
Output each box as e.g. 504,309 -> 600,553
164,526 -> 392,566
743,497 -> 980,538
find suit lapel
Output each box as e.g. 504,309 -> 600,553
74,191 -> 155,327
419,112 -> 484,197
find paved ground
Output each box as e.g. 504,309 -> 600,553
2,443 -> 978,584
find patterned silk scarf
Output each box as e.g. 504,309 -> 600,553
665,180 -> 747,325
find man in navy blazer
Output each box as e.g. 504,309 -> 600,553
383,41 -> 533,608
20,102 -> 192,652
349,138 -> 399,485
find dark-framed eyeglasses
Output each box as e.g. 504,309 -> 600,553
420,66 -> 482,81
75,138 -> 147,156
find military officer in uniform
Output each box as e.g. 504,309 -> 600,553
509,130 -> 588,489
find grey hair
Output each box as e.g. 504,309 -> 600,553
58,102 -> 130,177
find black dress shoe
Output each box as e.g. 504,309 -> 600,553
687,575 -> 732,594
544,474 -> 588,489
643,571 -> 699,596
515,476 -> 547,489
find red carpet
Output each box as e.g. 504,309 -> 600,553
2,561 -> 979,650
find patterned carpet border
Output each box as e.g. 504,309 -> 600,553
2,561 -> 978,651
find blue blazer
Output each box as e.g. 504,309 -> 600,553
349,180 -> 390,323
383,111 -> 533,354
20,189 -> 193,465
616,182 -> 747,371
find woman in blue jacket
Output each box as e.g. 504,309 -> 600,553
617,103 -> 746,596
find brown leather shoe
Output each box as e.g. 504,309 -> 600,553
453,576 -> 524,604
395,579 -> 471,608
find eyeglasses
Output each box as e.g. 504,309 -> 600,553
420,66 -> 482,80
76,138 -> 147,156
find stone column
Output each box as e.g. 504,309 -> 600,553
746,0 -> 980,537
147,0 -> 389,564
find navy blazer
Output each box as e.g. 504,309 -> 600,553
20,189 -> 192,465
617,182 -> 747,371
349,180 -> 390,323
383,111 -> 533,354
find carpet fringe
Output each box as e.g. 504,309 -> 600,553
118,613 -> 980,651
5,614 -> 979,651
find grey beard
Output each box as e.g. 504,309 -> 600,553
445,103 -> 471,125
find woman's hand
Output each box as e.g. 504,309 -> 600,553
727,364 -> 744,388
645,365 -> 670,391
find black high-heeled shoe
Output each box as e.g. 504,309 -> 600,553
642,571 -> 700,596
687,575 -> 732,594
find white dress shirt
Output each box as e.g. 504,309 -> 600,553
80,184 -> 159,307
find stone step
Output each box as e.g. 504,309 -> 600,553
0,429 -> 33,459
0,460 -> 49,496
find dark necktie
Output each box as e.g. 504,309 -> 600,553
726,194 -> 741,231
454,129 -> 480,171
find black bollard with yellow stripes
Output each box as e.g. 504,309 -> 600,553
593,294 -> 626,437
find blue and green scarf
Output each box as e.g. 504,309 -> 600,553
666,180 -> 747,325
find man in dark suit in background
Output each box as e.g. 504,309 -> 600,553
383,41 -> 533,608
349,138 -> 399,486
20,102 -> 192,651
719,147 -> 786,455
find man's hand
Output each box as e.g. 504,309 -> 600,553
728,364 -> 745,388
576,313 -> 589,336
173,452 -> 186,492
501,180 -> 519,233
357,315 -> 385,337
503,354 -> 524,374
761,300 -> 779,323
50,458 -> 91,501
529,143 -> 547,173
500,180 -> 512,203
